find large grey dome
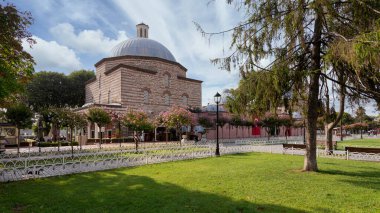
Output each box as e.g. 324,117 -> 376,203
111,38 -> 176,62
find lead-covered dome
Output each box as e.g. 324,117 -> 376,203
111,37 -> 176,62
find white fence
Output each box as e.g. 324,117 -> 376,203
1,142 -> 379,182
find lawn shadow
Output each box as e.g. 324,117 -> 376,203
2,170 -> 307,213
318,169 -> 380,191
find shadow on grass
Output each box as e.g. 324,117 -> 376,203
318,169 -> 380,191
318,169 -> 380,178
1,170 -> 306,213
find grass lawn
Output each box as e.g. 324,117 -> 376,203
0,153 -> 379,213
337,138 -> 380,150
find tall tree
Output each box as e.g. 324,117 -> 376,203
67,70 -> 95,107
5,103 -> 33,153
355,106 -> 366,139
0,2 -> 35,105
197,0 -> 380,171
26,71 -> 71,110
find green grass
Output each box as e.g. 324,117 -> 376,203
337,138 -> 380,150
0,153 -> 379,213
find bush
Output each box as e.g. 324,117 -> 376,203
38,141 -> 79,147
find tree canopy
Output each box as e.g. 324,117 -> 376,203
26,70 -> 95,110
197,0 -> 380,171
0,2 -> 35,105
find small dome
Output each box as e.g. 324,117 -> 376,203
111,38 -> 176,62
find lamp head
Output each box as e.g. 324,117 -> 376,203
214,92 -> 221,104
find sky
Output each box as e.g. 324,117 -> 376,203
10,0 -> 245,106
9,0 -> 378,116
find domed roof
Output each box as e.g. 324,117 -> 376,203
111,38 -> 176,62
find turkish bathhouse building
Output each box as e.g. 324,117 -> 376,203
79,23 -> 202,141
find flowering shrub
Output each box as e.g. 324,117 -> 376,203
155,106 -> 193,141
122,110 -> 153,132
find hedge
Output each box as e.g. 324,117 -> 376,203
38,141 -> 79,147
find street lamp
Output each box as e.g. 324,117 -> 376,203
214,92 -> 221,156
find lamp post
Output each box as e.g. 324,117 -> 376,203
214,92 -> 221,156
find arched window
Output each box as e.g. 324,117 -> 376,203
182,95 -> 188,106
163,73 -> 170,87
108,90 -> 111,104
143,90 -> 149,104
144,29 -> 147,37
164,93 -> 170,105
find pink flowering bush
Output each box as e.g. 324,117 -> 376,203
122,109 -> 153,151
122,110 -> 153,132
155,106 -> 193,141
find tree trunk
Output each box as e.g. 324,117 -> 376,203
99,125 -> 102,149
70,127 -> 74,157
304,4 -> 323,172
324,70 -> 346,152
17,127 -> 20,154
134,131 -> 139,152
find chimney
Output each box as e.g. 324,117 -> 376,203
136,23 -> 149,38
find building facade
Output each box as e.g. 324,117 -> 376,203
80,23 -> 202,141
84,23 -> 202,115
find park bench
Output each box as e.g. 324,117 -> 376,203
345,147 -> 380,154
282,144 -> 306,155
283,144 -> 306,149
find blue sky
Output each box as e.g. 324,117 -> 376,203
11,0 -> 245,106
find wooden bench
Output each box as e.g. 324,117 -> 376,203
283,144 -> 306,149
345,147 -> 380,154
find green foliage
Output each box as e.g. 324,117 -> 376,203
197,117 -> 214,128
341,112 -> 355,125
67,70 -> 95,106
38,141 -> 79,147
26,70 -> 95,110
5,103 -> 33,129
87,108 -> 111,128
0,3 -> 35,104
355,106 -> 366,122
258,115 -> 281,135
26,71 -> 71,110
230,116 -> 242,127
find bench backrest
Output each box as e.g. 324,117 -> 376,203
283,144 -> 306,149
345,146 -> 380,153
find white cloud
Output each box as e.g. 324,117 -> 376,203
112,0 -> 244,105
22,36 -> 82,73
49,23 -> 128,55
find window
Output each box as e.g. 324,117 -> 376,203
144,29 -> 147,37
163,73 -> 170,87
164,93 -> 170,105
108,90 -> 111,104
143,90 -> 149,104
182,95 -> 188,106
91,130 -> 95,138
